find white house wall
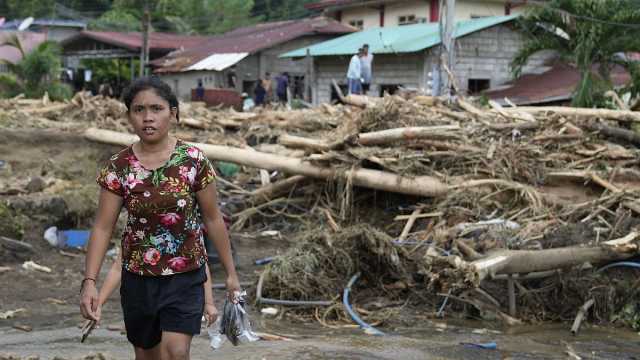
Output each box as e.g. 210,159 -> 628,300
385,0 -> 430,26
333,0 -> 526,30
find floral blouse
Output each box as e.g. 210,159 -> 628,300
97,140 -> 216,276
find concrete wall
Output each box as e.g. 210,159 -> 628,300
313,23 -> 554,104
333,0 -> 527,30
385,0 -> 430,26
456,0 -> 507,19
451,24 -> 553,94
342,6 -> 381,29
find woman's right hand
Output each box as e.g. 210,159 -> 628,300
80,281 -> 99,321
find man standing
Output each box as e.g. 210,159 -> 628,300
347,48 -> 363,95
261,72 -> 273,103
360,44 -> 374,95
195,79 -> 205,101
276,72 -> 289,104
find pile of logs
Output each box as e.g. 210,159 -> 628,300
3,91 -> 640,323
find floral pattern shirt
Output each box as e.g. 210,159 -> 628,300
97,140 -> 216,276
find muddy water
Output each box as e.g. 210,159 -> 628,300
2,315 -> 639,360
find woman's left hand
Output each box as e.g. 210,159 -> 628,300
226,274 -> 241,303
204,303 -> 219,327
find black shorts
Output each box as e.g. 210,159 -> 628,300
120,266 -> 206,349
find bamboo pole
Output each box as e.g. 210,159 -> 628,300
84,128 -> 449,197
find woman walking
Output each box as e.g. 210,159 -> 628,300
80,76 -> 240,359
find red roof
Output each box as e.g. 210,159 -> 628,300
153,17 -> 355,73
62,30 -> 210,52
0,31 -> 46,64
305,0 -> 360,11
485,63 -> 631,105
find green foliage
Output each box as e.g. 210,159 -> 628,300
80,58 -> 134,84
0,73 -> 20,98
512,0 -> 640,107
0,202 -> 25,240
45,82 -> 74,101
613,301 -> 640,331
196,0 -> 256,34
89,8 -> 141,31
0,37 -> 70,100
253,0 -> 316,21
5,0 -> 56,18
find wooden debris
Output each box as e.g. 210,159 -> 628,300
84,128 -> 450,198
0,308 -> 26,319
570,298 -> 594,335
251,175 -> 307,204
21,261 -> 52,273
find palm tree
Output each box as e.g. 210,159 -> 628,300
0,34 -> 72,100
511,0 -> 640,107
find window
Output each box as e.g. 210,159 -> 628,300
468,79 -> 490,95
398,15 -> 416,26
348,19 -> 364,30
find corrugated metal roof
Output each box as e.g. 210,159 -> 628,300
485,63 -> 631,106
152,16 -> 355,73
186,52 -> 249,71
281,14 -> 518,57
62,30 -> 210,52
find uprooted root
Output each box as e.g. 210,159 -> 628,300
261,224 -> 414,301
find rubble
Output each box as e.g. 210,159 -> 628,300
2,91 -> 640,330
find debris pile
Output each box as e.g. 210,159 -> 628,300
2,92 -> 640,329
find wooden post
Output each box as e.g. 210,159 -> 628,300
139,0 -> 150,77
305,49 -> 312,103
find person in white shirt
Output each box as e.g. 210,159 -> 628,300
360,44 -> 374,95
347,48 -> 364,95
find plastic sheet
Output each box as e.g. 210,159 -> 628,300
209,291 -> 259,350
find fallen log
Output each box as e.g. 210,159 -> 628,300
84,128 -> 449,197
279,134 -> 331,152
466,231 -> 639,285
504,106 -> 640,123
581,122 -> 640,146
357,126 -> 461,145
280,126 -> 461,151
180,117 -> 207,129
23,103 -> 72,115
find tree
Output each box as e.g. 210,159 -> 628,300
511,0 -> 640,107
0,35 -> 72,100
5,0 -> 56,18
253,0 -> 317,21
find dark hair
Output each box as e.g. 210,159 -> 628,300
122,76 -> 180,122
363,44 -> 369,48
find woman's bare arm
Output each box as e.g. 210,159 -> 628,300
80,189 -> 122,321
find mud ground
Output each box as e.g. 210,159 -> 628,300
1,129 -> 640,359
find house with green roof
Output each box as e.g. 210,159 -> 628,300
281,15 -> 554,105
